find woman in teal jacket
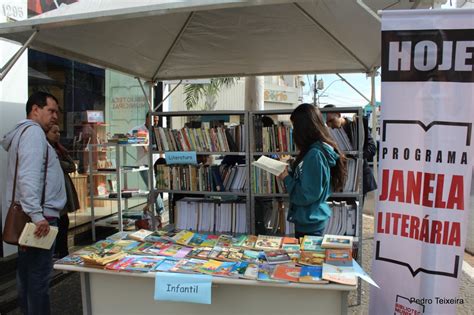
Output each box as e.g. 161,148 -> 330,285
279,104 -> 347,238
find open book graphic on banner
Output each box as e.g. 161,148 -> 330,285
252,156 -> 287,176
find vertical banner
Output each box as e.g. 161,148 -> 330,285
370,9 -> 474,315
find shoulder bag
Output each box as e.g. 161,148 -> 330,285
3,127 -> 48,245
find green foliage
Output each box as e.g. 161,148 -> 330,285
184,77 -> 238,110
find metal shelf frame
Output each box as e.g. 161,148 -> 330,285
150,110 -> 252,234
88,142 -> 149,241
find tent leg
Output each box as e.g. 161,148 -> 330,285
335,73 -> 371,103
0,30 -> 38,81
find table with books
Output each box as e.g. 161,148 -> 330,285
54,230 -> 358,315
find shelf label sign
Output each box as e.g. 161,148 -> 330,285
154,272 -> 212,304
165,151 -> 197,165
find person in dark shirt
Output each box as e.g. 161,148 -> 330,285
324,104 -> 377,198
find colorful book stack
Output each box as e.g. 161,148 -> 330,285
55,230 -> 358,286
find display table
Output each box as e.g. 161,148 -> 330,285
55,264 -> 356,315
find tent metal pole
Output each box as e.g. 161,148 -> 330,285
0,30 -> 38,81
369,69 -> 378,187
136,77 -> 152,108
152,12 -> 194,81
154,80 -> 182,112
335,73 -> 371,103
356,0 -> 381,22
293,3 -> 370,71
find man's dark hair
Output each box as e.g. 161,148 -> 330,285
26,92 -> 58,115
261,116 -> 275,128
323,104 -> 336,109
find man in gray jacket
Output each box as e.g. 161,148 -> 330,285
2,92 -> 66,315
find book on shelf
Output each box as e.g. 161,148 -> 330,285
323,201 -> 357,236
19,223 -> 58,250
252,155 -> 287,177
299,265 -> 329,284
321,234 -> 354,249
153,125 -> 245,152
155,164 -> 247,192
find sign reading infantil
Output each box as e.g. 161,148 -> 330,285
154,272 -> 212,304
370,10 -> 474,315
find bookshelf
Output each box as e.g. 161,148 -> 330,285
149,108 -> 365,243
88,142 -> 150,241
150,110 -> 251,234
249,107 -> 365,249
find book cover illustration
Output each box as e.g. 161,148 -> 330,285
242,249 -> 262,263
216,234 -> 234,248
55,255 -> 83,265
264,250 -> 292,265
170,258 -> 207,273
158,244 -> 192,258
299,265 -> 329,284
241,235 -> 258,249
187,233 -> 209,247
255,235 -> 282,251
200,234 -> 218,247
298,251 -> 325,266
226,248 -> 244,261
282,237 -> 299,245
213,261 -> 237,277
325,249 -> 353,266
142,240 -> 173,255
106,231 -> 130,241
105,256 -> 133,271
231,235 -> 248,247
121,256 -> 165,272
154,259 -> 179,272
321,234 -> 353,249
322,263 -> 357,286
282,244 -> 301,252
129,229 -> 154,242
243,263 -> 259,280
301,235 -> 324,251
187,247 -> 213,259
257,264 -> 285,282
196,259 -> 223,275
127,242 -> 154,255
271,264 -> 301,282
230,261 -> 249,278
172,230 -> 195,245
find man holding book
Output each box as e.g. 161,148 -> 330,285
1,92 -> 66,315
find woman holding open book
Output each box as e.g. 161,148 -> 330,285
278,103 -> 347,239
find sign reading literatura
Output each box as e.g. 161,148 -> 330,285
370,10 -> 473,315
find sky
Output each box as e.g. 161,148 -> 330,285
301,73 -> 381,108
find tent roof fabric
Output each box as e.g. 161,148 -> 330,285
0,0 -> 425,80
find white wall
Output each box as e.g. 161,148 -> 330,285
0,0 -> 28,257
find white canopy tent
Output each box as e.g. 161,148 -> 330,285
0,0 -> 427,81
